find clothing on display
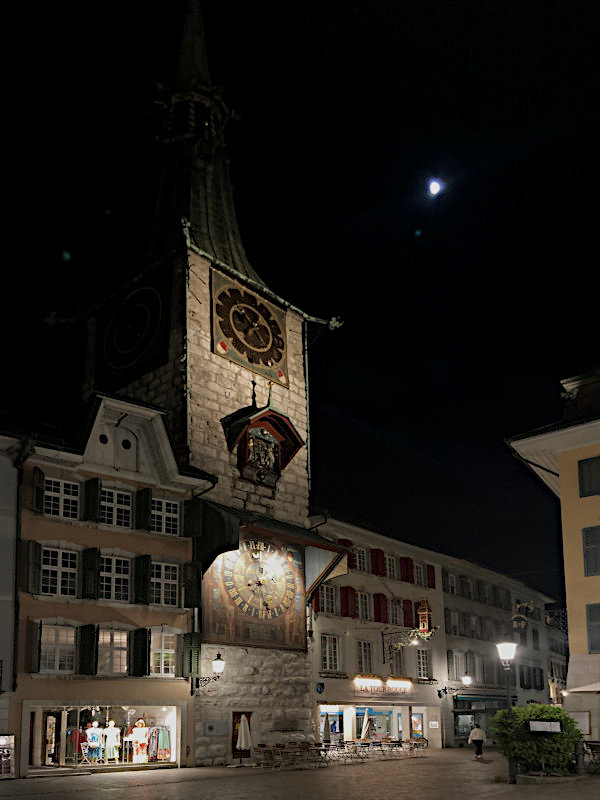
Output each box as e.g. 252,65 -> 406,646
130,721 -> 149,764
103,722 -> 121,762
86,724 -> 103,762
148,727 -> 171,762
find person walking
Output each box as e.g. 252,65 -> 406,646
468,723 -> 486,759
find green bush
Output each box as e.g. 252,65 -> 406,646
490,704 -> 582,774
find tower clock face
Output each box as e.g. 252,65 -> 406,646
211,271 -> 288,386
223,540 -> 296,620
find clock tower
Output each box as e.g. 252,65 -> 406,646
84,0 -> 344,762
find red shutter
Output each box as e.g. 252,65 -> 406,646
400,557 -> 414,583
340,586 -> 356,618
373,593 -> 388,623
312,593 -> 320,613
370,549 -> 385,576
403,599 -> 413,627
337,539 -> 355,569
427,564 -> 436,589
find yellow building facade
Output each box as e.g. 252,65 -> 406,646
508,372 -> 600,739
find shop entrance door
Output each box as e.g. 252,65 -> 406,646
42,712 -> 60,766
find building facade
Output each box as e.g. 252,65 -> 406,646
508,371 -> 600,740
311,519 -> 565,748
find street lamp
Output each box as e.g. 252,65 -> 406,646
496,642 -> 517,784
193,652 -> 226,691
437,673 -> 473,698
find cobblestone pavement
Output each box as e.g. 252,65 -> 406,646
1,749 -> 598,800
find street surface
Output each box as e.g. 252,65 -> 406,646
1,748 -> 598,800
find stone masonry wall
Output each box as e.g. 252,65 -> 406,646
186,251 -> 309,525
194,643 -> 317,765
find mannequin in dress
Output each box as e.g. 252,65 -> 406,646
131,719 -> 149,764
103,720 -> 121,763
86,720 -> 103,762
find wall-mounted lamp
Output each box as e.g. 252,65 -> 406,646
437,674 -> 472,698
193,653 -> 226,691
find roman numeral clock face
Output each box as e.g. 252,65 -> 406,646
211,272 -> 289,387
223,541 -> 296,620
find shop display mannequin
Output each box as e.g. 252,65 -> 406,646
86,721 -> 103,762
103,720 -> 121,763
130,719 -> 149,764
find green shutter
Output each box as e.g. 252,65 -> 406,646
587,603 -> 600,654
579,456 -> 600,497
78,624 -> 98,675
183,563 -> 202,608
134,555 -> 152,604
19,540 -> 41,594
32,467 -> 45,513
181,632 -> 202,677
441,568 -> 449,593
79,548 -> 100,599
135,488 -> 153,531
83,478 -> 101,522
25,619 -> 42,673
130,628 -> 150,676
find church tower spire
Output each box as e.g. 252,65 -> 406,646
151,0 -> 264,286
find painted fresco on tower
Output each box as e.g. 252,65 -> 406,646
202,535 -> 306,651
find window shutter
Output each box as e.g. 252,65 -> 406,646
83,478 -> 101,522
447,650 -> 454,680
583,526 -> 600,576
312,593 -> 320,613
78,624 -> 98,675
25,619 -> 42,673
134,555 -> 152,604
587,603 -> 600,653
19,540 -> 41,593
458,575 -> 468,597
441,568 -> 449,592
402,599 -> 413,627
79,547 -> 100,600
399,557 -> 414,583
476,581 -> 485,602
130,628 -> 150,676
337,539 -> 354,569
444,609 -> 452,634
32,467 -> 45,513
183,563 -> 202,608
135,488 -> 153,530
181,632 -> 202,677
370,549 -> 385,576
340,586 -> 356,618
579,456 -> 600,497
426,564 -> 436,589
183,499 -> 203,536
373,593 -> 387,623
502,591 -> 512,611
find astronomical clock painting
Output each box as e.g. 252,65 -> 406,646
202,534 -> 306,651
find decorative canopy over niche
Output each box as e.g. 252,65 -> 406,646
221,402 -> 304,487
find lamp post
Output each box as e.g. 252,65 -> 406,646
496,642 -> 517,784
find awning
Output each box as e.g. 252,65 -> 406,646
184,498 -> 347,593
568,682 -> 600,692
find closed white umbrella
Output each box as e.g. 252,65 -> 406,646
236,715 -> 252,764
323,713 -> 331,743
361,714 -> 372,740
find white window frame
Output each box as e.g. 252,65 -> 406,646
385,555 -> 397,580
97,629 -> 129,674
357,640 -> 373,673
388,598 -> 402,626
41,547 -> 78,597
100,488 -> 132,528
356,591 -> 371,621
43,478 -> 80,520
150,563 -> 179,606
416,648 -> 431,679
414,563 -> 426,587
391,647 -> 404,675
151,498 -> 180,536
319,584 -> 336,614
353,547 -> 368,572
448,574 -> 457,595
150,630 -> 177,676
465,579 -> 474,600
99,556 -> 131,602
320,634 -> 340,672
39,625 -> 75,673
449,649 -> 465,681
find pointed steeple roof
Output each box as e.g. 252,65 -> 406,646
151,0 -> 265,287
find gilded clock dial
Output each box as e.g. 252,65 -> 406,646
215,287 -> 285,367
223,540 -> 296,620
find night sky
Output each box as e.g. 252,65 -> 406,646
8,1 -> 600,602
